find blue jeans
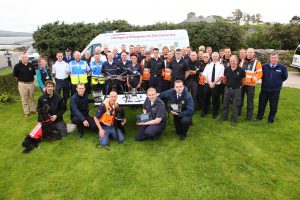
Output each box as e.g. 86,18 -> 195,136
99,125 -> 125,146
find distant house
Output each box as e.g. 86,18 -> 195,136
182,12 -> 216,23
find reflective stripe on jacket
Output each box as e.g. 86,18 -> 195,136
241,58 -> 263,86
70,60 -> 89,84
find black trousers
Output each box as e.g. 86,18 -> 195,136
197,84 -> 205,111
162,80 -> 171,92
55,78 -> 69,102
86,76 -> 92,94
203,84 -> 221,116
257,91 -> 280,122
222,87 -> 241,122
174,115 -> 192,138
135,123 -> 166,141
71,115 -> 97,135
142,80 -> 149,92
239,85 -> 255,119
149,75 -> 162,93
185,79 -> 198,109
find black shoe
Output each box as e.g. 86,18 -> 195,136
179,137 -> 186,141
268,120 -> 274,124
213,114 -> 218,119
77,133 -> 83,140
247,117 -> 253,122
255,117 -> 262,121
231,121 -> 237,126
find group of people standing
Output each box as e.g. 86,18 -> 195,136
12,44 -> 288,148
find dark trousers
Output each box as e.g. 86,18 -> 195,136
142,80 -> 149,92
71,115 -> 97,135
86,76 -> 92,94
220,84 -> 225,102
92,83 -> 104,93
222,87 -> 241,122
174,115 -> 192,138
202,84 -> 221,116
239,85 -> 255,119
197,84 -> 205,111
257,91 -> 280,122
104,80 -> 124,95
135,123 -> 166,141
185,79 -> 198,109
162,80 -> 171,92
54,120 -> 67,137
149,75 -> 162,93
55,78 -> 69,102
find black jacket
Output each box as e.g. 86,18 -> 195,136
37,93 -> 66,122
70,93 -> 93,121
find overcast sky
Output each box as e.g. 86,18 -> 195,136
1,0 -> 299,32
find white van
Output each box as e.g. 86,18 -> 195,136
81,29 -> 190,55
291,44 -> 300,71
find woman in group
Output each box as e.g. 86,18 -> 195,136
36,57 -> 52,93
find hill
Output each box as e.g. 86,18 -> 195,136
0,30 -> 32,37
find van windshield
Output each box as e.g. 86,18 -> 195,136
295,46 -> 300,55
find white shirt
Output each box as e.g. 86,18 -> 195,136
202,62 -> 224,84
91,55 -> 107,63
52,60 -> 70,79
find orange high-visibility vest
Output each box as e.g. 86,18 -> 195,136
241,58 -> 263,86
198,63 -> 208,85
141,59 -> 150,81
99,101 -> 119,126
162,59 -> 172,81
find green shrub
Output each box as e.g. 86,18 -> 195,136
0,72 -> 18,95
0,93 -> 14,103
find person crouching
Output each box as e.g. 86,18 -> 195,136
94,91 -> 126,148
135,88 -> 166,141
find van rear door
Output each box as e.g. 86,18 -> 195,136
291,45 -> 300,70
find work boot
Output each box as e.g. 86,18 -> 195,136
77,132 -> 83,140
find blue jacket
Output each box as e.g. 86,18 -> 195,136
158,87 -> 194,117
261,62 -> 288,92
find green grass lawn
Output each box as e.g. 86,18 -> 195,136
0,86 -> 299,200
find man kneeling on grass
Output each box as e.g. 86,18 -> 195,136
70,83 -> 98,139
94,91 -> 126,149
135,87 -> 166,141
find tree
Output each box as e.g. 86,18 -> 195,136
250,15 -> 256,25
290,16 -> 300,23
230,9 -> 243,24
255,14 -> 263,24
242,13 -> 251,25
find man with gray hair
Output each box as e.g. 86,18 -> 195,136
202,52 -> 224,119
13,52 -> 36,118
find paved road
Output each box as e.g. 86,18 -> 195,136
283,71 -> 300,89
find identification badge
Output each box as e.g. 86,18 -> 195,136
46,76 -> 49,79
29,67 -> 32,71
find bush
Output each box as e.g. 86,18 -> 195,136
0,93 -> 14,103
0,72 -> 18,95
